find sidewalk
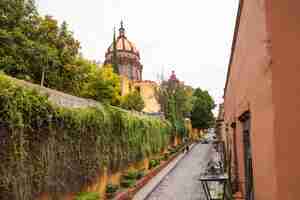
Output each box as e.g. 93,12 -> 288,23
133,144 -> 195,200
142,144 -> 212,200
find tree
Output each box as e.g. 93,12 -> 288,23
0,0 -> 39,78
120,91 -> 145,112
0,0 -> 81,93
156,77 -> 193,137
111,28 -> 119,74
0,0 -> 37,31
81,65 -> 121,105
190,88 -> 215,129
0,0 -> 125,108
60,56 -> 95,95
156,79 -> 193,121
26,16 -> 81,90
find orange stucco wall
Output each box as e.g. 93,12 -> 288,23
224,0 -> 277,199
225,0 -> 300,199
267,1 -> 300,199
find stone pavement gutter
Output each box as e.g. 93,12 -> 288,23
112,143 -> 197,200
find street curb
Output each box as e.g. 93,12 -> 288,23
141,143 -> 198,200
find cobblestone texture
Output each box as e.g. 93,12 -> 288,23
145,144 -> 212,200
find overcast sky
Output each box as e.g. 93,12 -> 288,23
37,0 -> 239,106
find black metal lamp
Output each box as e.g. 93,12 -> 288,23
199,162 -> 228,200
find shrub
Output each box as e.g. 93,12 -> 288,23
136,170 -> 145,180
123,170 -> 139,180
149,159 -> 160,169
105,184 -> 119,199
75,192 -> 100,200
168,147 -> 177,155
106,183 -> 119,194
149,160 -> 156,169
123,169 -> 145,181
163,153 -> 169,161
120,179 -> 135,188
120,91 -> 145,111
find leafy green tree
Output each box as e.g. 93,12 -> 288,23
0,0 -> 37,31
0,0 -> 81,92
60,56 -> 95,95
0,0 -> 123,108
0,0 -> 39,78
191,88 -> 215,129
156,77 -> 193,136
81,65 -> 121,105
111,28 -> 119,74
157,79 -> 192,120
121,91 -> 145,112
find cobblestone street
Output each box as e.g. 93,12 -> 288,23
145,144 -> 212,200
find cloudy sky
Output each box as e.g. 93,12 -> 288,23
37,0 -> 239,106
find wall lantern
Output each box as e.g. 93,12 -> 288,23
199,161 -> 228,200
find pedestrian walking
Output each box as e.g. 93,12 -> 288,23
186,144 -> 189,153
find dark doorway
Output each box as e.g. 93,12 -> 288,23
231,122 -> 239,193
239,112 -> 254,200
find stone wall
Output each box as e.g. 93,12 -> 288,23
12,77 -> 99,108
11,76 -> 163,119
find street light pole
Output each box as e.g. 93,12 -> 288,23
40,33 -> 48,87
199,143 -> 229,200
40,48 -> 48,87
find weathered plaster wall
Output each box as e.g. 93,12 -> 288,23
133,81 -> 161,113
224,0 -> 277,199
121,76 -> 131,96
268,1 -> 300,199
120,77 -> 161,113
38,158 -> 150,200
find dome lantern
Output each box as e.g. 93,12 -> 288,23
119,20 -> 125,37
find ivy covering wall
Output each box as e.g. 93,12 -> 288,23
0,74 -> 171,200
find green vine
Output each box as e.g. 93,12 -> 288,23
0,74 -> 171,200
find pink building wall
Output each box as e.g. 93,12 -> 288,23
224,0 -> 276,199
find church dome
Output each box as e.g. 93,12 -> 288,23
105,22 -> 140,58
104,21 -> 143,81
